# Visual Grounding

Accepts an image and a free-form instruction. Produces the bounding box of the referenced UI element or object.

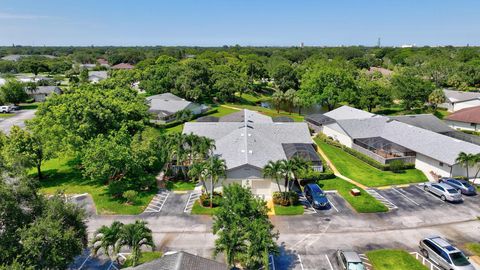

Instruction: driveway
[0,110,36,133]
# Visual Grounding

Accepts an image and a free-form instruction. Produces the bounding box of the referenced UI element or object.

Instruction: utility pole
[377,37,381,47]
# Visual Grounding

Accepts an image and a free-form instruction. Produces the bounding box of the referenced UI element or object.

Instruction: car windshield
[447,189,458,194]
[462,182,472,188]
[348,262,366,270]
[450,252,471,266]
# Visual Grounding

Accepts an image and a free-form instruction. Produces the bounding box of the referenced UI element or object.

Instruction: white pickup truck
[0,105,12,113]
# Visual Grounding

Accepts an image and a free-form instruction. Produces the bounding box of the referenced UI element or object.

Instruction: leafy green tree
[300,65,357,111]
[91,221,124,259]
[213,183,278,269]
[2,126,52,179]
[116,220,155,267]
[428,89,446,110]
[356,77,392,112]
[272,90,284,113]
[79,68,89,83]
[211,64,248,101]
[391,72,435,110]
[283,88,297,113]
[188,161,208,191]
[270,62,298,91]
[0,80,28,105]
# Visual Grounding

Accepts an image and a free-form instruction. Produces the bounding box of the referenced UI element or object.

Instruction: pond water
[260,101,328,115]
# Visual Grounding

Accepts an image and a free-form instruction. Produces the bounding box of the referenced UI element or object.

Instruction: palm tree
[90,221,124,260]
[279,159,296,193]
[188,161,208,192]
[263,160,283,192]
[204,155,227,208]
[472,153,480,179]
[289,156,310,190]
[272,90,284,113]
[428,89,446,110]
[116,220,155,267]
[455,152,476,179]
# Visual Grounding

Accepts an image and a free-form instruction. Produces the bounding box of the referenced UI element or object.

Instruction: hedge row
[298,169,336,181]
[317,135,415,171]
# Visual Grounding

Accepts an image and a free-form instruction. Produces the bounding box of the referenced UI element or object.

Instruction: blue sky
[1,0,479,46]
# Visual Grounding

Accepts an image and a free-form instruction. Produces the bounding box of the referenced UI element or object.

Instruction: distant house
[439,89,480,112]
[111,63,134,70]
[1,54,56,61]
[184,109,322,198]
[88,71,108,83]
[97,58,110,67]
[147,93,208,123]
[27,86,62,102]
[79,63,97,70]
[445,106,480,132]
[312,105,480,180]
[123,251,227,270]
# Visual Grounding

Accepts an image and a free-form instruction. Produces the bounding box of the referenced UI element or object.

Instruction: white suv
[0,105,12,113]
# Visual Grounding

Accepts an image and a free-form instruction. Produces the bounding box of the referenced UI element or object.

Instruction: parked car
[304,183,329,209]
[335,250,366,270]
[419,236,475,270]
[0,105,12,113]
[439,178,477,196]
[423,183,463,202]
[8,104,19,111]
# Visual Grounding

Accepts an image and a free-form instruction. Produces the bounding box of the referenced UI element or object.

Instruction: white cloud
[0,12,52,20]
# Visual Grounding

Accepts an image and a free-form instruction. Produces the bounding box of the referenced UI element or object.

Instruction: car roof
[426,236,460,253]
[435,183,456,189]
[342,251,362,262]
[306,183,323,192]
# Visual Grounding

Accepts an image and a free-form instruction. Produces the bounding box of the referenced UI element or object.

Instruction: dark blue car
[304,183,329,209]
[439,178,477,196]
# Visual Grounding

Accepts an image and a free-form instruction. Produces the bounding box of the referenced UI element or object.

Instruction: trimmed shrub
[200,192,223,207]
[298,169,336,181]
[388,160,405,173]
[273,191,299,206]
[122,190,138,203]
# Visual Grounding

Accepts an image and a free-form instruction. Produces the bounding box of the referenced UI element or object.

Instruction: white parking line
[325,254,334,270]
[366,189,398,210]
[327,195,339,212]
[301,196,318,214]
[184,192,201,213]
[392,188,420,206]
[297,254,305,270]
[414,185,446,203]
[78,254,90,270]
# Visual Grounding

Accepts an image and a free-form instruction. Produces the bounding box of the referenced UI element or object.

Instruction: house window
[471,123,476,127]
[439,162,444,167]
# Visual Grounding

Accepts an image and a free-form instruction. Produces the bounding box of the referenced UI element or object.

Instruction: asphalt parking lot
[0,109,36,133]
[274,249,372,270]
[301,191,355,217]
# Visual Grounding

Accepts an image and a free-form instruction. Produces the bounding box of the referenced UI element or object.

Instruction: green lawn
[191,200,219,215]
[465,243,480,256]
[315,139,427,187]
[19,102,40,110]
[274,205,305,215]
[366,250,428,270]
[123,251,163,267]
[166,180,196,191]
[225,103,304,122]
[235,92,271,104]
[318,178,388,213]
[0,113,15,118]
[373,106,450,119]
[37,157,156,215]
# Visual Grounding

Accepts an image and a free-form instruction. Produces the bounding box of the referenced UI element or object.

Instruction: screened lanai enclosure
[282,143,323,171]
[352,137,416,164]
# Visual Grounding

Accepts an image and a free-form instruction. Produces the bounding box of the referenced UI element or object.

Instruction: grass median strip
[315,138,427,187]
[274,205,305,215]
[190,200,219,215]
[319,178,388,213]
[366,249,428,270]
[123,251,163,267]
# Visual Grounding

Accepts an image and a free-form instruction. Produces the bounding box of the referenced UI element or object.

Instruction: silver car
[419,236,476,270]
[335,250,366,270]
[423,183,463,202]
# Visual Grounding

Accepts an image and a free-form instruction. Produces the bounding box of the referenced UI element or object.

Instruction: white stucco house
[310,106,480,181]
[183,109,322,198]
[146,93,208,123]
[88,71,108,83]
[439,89,480,112]
[445,106,480,132]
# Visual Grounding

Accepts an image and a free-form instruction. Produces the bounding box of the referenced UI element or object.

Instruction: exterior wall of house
[185,103,204,115]
[322,125,353,147]
[307,122,323,133]
[438,102,453,112]
[445,120,479,132]
[453,99,480,112]
[29,93,48,102]
[414,153,451,180]
[451,163,480,179]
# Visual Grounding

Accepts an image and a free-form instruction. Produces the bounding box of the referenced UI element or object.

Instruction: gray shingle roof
[305,114,335,126]
[443,89,480,103]
[388,114,453,133]
[146,93,193,114]
[324,105,376,120]
[88,71,108,81]
[123,251,227,270]
[30,86,62,95]
[183,110,313,170]
[327,106,480,165]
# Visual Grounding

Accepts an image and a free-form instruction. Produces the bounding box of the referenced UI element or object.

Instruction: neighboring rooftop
[366,67,393,76]
[88,71,108,81]
[443,89,480,103]
[326,106,480,165]
[147,93,193,116]
[1,54,56,61]
[111,63,134,69]
[389,114,453,133]
[123,251,227,270]
[445,106,480,124]
[30,86,62,95]
[305,113,335,126]
[324,105,376,120]
[183,110,314,170]
[272,116,294,122]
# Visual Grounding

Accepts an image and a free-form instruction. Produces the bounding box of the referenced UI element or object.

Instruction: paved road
[81,185,480,269]
[0,110,36,133]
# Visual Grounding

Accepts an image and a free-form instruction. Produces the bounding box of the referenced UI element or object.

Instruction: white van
[0,106,12,113]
